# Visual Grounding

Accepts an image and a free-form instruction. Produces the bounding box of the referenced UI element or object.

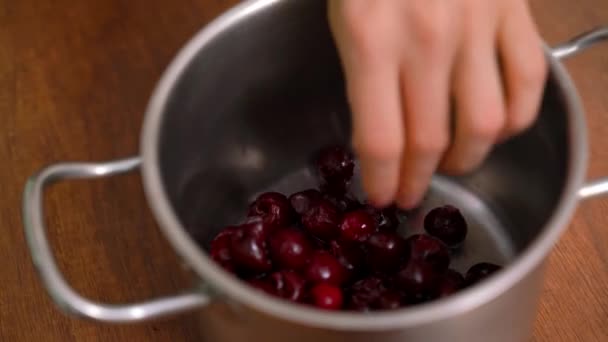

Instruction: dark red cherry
[229,222,272,274]
[465,262,502,286]
[323,192,362,212]
[436,269,465,297]
[319,181,350,198]
[364,204,401,231]
[210,226,238,271]
[366,231,407,273]
[310,283,343,310]
[404,292,436,305]
[424,205,468,247]
[302,199,341,241]
[376,290,403,310]
[348,277,387,311]
[248,192,293,229]
[329,240,366,279]
[289,189,322,216]
[310,235,330,250]
[315,146,355,193]
[340,210,377,242]
[406,234,450,272]
[270,270,307,302]
[240,215,271,234]
[269,227,313,271]
[396,259,441,296]
[248,278,276,295]
[305,251,347,286]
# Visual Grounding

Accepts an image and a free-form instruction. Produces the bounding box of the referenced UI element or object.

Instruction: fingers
[348,63,404,207]
[497,1,548,140]
[329,1,404,207]
[440,6,506,174]
[396,18,454,208]
[328,0,547,210]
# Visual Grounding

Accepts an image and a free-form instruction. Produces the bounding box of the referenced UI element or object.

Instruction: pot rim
[140,0,588,330]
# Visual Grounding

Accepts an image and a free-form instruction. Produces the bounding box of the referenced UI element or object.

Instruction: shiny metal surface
[21,0,608,340]
[193,260,546,342]
[21,157,209,322]
[139,0,607,339]
[550,27,608,200]
[579,178,608,200]
[552,26,608,59]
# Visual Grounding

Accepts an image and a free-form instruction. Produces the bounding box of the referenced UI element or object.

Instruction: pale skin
[328,0,548,209]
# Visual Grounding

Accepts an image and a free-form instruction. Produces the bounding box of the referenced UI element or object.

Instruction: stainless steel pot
[22,1,608,341]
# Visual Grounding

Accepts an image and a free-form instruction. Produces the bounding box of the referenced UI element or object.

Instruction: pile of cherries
[209,145,502,311]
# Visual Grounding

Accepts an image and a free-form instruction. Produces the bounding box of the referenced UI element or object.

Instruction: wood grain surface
[1,0,607,341]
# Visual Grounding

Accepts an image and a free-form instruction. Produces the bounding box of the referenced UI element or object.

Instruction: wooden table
[1,0,607,341]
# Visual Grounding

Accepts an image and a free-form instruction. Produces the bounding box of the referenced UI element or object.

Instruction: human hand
[328,0,547,209]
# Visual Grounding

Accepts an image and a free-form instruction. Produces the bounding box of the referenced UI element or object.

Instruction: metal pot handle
[552,27,608,59]
[22,157,209,323]
[551,27,608,200]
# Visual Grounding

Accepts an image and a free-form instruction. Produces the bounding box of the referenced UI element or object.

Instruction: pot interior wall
[156,0,569,261]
